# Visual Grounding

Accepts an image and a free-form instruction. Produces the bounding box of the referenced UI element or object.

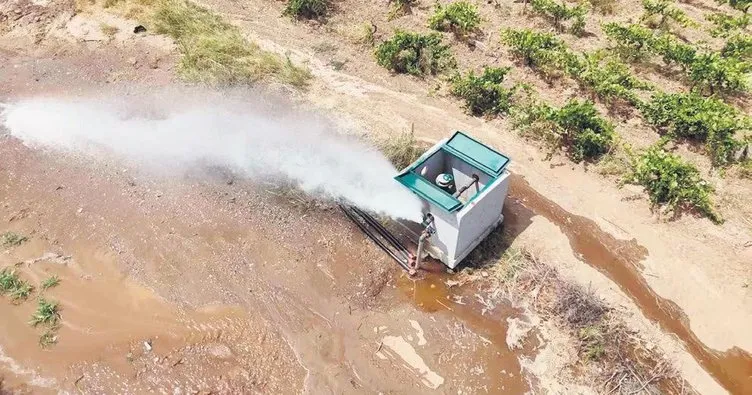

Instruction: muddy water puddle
[505,174,752,394]
[395,273,533,394]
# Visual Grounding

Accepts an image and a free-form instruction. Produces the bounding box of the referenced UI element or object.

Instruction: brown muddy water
[504,174,752,395]
[396,273,534,394]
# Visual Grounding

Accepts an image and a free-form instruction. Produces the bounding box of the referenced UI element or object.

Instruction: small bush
[376,129,426,170]
[428,1,482,37]
[640,92,750,166]
[722,34,752,60]
[514,99,616,162]
[625,142,721,223]
[283,0,329,19]
[530,0,589,35]
[687,52,750,94]
[640,0,695,30]
[450,67,516,116]
[153,0,311,87]
[500,28,574,78]
[571,52,653,105]
[602,22,657,60]
[1,232,28,248]
[652,34,697,69]
[706,12,750,38]
[375,31,455,76]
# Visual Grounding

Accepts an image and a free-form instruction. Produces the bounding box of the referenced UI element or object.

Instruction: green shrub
[514,99,616,162]
[625,142,721,223]
[530,0,589,35]
[153,0,311,87]
[640,0,695,29]
[500,28,574,77]
[640,92,750,166]
[450,67,516,116]
[571,52,652,105]
[687,52,750,94]
[652,34,697,69]
[428,1,482,37]
[30,298,60,327]
[602,23,656,60]
[375,31,455,76]
[706,12,750,38]
[715,0,751,12]
[283,0,329,19]
[722,34,752,60]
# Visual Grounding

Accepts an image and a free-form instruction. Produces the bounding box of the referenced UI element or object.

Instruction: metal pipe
[413,215,434,271]
[453,174,480,199]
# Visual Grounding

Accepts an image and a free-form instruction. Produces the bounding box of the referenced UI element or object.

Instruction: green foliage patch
[625,142,722,223]
[640,92,750,166]
[570,52,653,105]
[706,12,750,38]
[530,0,589,35]
[640,0,695,30]
[450,67,517,116]
[375,31,455,76]
[500,29,574,78]
[514,99,616,162]
[0,268,34,302]
[428,1,482,37]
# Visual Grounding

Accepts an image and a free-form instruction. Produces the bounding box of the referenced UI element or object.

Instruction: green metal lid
[396,173,462,212]
[444,131,510,177]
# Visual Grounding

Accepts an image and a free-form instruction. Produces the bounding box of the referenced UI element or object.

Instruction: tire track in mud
[505,174,752,395]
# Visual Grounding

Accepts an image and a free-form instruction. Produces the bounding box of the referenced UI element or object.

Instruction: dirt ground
[1,0,751,394]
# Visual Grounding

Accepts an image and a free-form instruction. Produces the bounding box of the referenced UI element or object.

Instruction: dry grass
[458,238,687,394]
[151,0,311,88]
[375,125,428,171]
[100,23,119,39]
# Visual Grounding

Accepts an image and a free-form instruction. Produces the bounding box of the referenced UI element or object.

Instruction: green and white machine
[394,131,511,269]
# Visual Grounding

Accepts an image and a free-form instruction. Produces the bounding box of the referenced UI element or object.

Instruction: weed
[500,28,574,78]
[39,331,57,348]
[100,23,119,39]
[104,0,122,7]
[640,0,696,30]
[152,0,311,87]
[530,0,589,35]
[30,298,60,327]
[1,232,28,248]
[588,0,616,14]
[596,150,631,176]
[41,276,61,290]
[578,325,606,361]
[554,282,607,327]
[625,141,722,223]
[0,268,34,302]
[706,12,750,38]
[376,127,426,170]
[739,158,752,179]
[514,99,616,162]
[450,67,516,117]
[640,92,750,166]
[428,1,482,38]
[283,0,329,20]
[374,31,455,76]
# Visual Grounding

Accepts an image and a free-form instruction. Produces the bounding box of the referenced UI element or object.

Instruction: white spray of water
[0,97,423,221]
